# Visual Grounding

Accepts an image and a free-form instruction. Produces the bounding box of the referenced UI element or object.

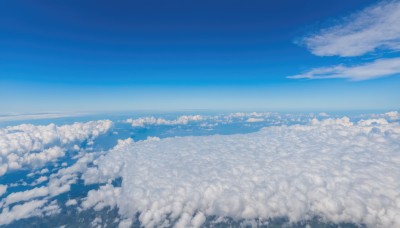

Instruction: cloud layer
[302,1,400,57]
[83,116,400,227]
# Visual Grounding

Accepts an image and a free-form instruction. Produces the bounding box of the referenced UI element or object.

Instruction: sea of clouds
[0,111,399,227]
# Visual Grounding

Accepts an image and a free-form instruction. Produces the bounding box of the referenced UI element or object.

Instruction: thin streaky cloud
[288,57,400,81]
[302,0,400,57]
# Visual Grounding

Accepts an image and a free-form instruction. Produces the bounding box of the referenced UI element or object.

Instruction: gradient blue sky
[0,0,399,113]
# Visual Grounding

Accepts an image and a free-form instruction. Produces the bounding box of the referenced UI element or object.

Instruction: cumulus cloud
[0,151,98,225]
[3,186,49,206]
[0,185,7,197]
[302,0,400,57]
[0,120,112,176]
[384,111,400,120]
[83,117,400,227]
[65,199,77,207]
[288,57,400,81]
[0,200,47,225]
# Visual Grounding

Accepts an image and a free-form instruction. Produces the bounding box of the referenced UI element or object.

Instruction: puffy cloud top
[83,117,400,227]
[0,120,112,176]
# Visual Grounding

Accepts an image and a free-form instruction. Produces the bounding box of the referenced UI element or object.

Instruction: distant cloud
[288,57,400,81]
[246,117,264,122]
[124,112,298,128]
[302,1,400,57]
[0,113,84,122]
[125,115,203,127]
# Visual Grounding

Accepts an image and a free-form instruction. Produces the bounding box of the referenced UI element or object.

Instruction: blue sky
[0,0,399,113]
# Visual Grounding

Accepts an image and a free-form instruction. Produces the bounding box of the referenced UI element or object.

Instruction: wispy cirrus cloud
[302,0,400,57]
[290,1,400,81]
[288,57,400,81]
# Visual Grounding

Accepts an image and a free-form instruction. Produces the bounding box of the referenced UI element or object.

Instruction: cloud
[124,112,296,128]
[0,120,112,176]
[125,115,203,127]
[384,111,400,120]
[4,186,49,206]
[288,57,400,81]
[83,117,400,227]
[302,0,400,57]
[246,117,264,123]
[65,199,77,207]
[0,151,98,225]
[0,200,47,225]
[0,113,84,122]
[0,185,7,197]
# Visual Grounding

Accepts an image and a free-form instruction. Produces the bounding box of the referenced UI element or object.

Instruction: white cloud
[0,200,47,225]
[125,112,284,127]
[32,176,48,186]
[0,199,60,225]
[41,200,60,216]
[384,111,400,120]
[0,185,7,197]
[3,186,49,206]
[83,117,400,227]
[358,118,389,126]
[302,1,400,57]
[288,57,400,81]
[0,152,98,225]
[81,184,122,211]
[0,113,83,122]
[65,199,77,207]
[125,115,203,127]
[0,120,112,176]
[246,118,264,123]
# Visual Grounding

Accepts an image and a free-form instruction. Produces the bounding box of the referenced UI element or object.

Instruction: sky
[0,0,399,113]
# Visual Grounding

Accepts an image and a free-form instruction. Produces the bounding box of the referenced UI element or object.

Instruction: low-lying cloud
[83,116,400,227]
[0,120,112,176]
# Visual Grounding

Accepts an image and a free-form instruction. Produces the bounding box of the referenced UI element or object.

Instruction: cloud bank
[83,116,400,227]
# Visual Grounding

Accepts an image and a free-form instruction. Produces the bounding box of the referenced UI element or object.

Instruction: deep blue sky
[1,0,398,113]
